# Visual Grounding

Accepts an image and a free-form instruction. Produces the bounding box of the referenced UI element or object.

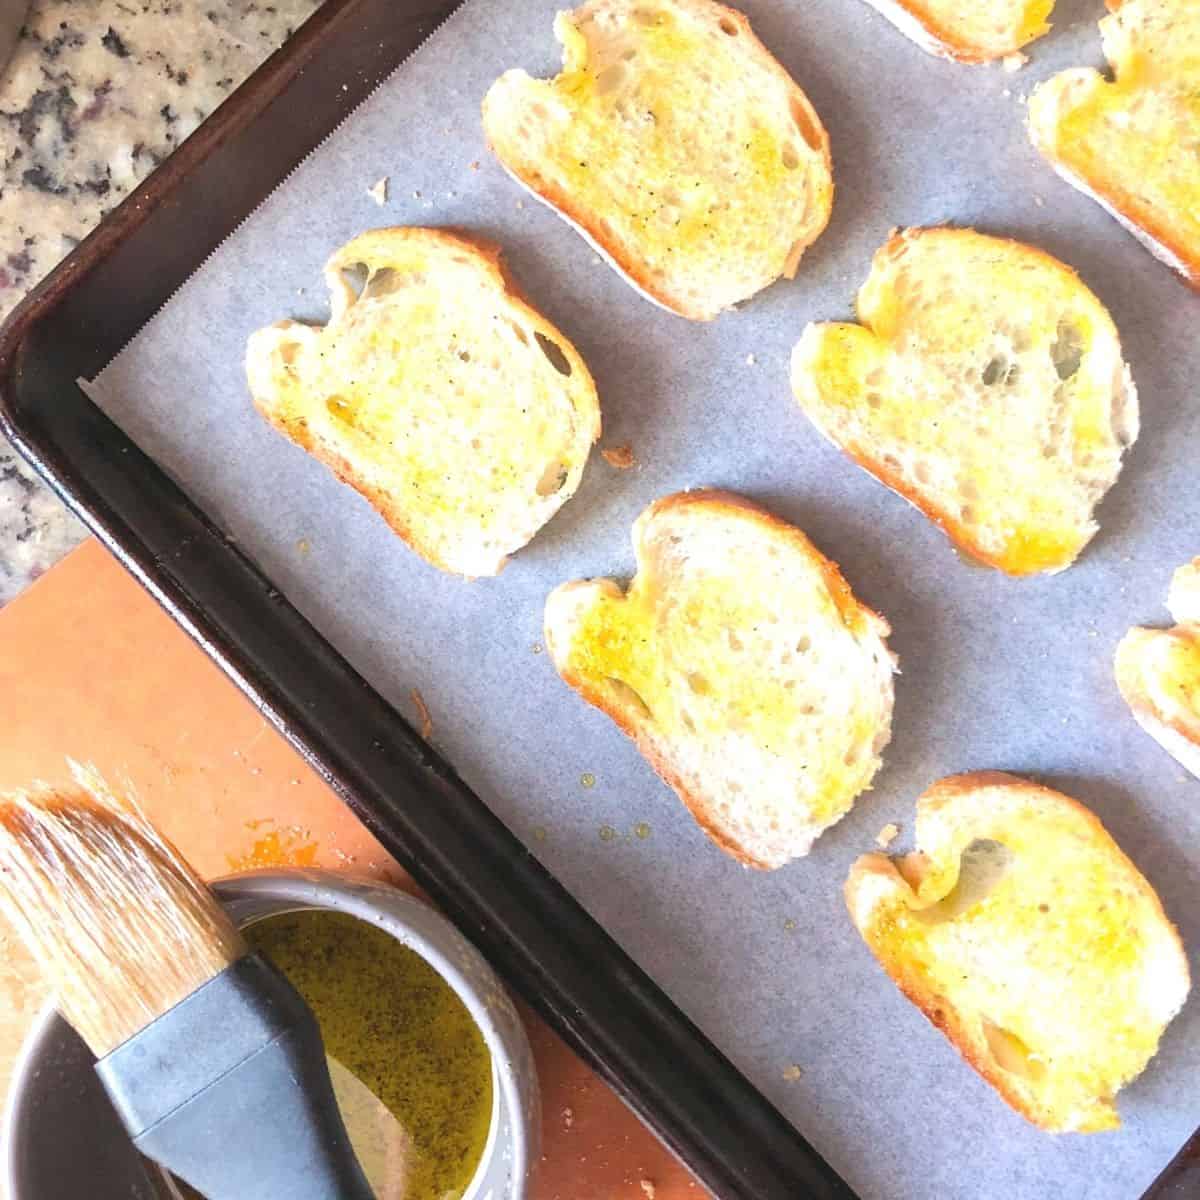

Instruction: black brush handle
[95,954,374,1200]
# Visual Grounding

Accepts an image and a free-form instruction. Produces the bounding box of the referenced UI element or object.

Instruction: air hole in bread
[718,16,739,35]
[959,478,979,501]
[686,672,711,695]
[506,318,530,346]
[339,261,369,299]
[727,630,744,652]
[622,47,638,60]
[361,267,403,301]
[961,504,977,525]
[915,838,1013,924]
[536,462,570,495]
[982,1019,1046,1083]
[633,7,660,25]
[981,356,1008,387]
[914,462,932,485]
[606,677,652,718]
[781,143,801,171]
[278,340,301,367]
[535,332,573,376]
[457,349,471,363]
[788,96,822,152]
[866,392,882,409]
[796,636,811,653]
[1051,320,1085,381]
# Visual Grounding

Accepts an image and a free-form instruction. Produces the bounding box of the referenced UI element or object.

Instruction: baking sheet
[87,1,1200,1196]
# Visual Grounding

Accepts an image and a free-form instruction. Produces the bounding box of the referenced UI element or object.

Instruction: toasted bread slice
[481,0,833,321]
[861,0,1053,63]
[1116,558,1200,777]
[1029,0,1200,288]
[790,228,1138,576]
[846,772,1189,1132]
[246,228,600,577]
[544,491,896,868]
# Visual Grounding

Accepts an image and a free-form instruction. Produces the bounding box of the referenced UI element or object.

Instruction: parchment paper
[87,1,1200,1196]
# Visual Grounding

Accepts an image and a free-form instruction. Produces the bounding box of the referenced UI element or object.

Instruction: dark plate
[0,2,1193,1197]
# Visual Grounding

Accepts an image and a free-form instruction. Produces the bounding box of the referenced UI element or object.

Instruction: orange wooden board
[0,538,705,1200]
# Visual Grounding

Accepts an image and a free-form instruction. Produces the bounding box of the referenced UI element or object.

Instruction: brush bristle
[0,766,245,1058]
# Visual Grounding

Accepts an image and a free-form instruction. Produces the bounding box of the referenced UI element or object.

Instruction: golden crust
[863,0,1052,63]
[483,0,834,322]
[846,771,1189,1132]
[547,489,892,869]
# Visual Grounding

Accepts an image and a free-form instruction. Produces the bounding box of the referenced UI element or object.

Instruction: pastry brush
[0,767,374,1200]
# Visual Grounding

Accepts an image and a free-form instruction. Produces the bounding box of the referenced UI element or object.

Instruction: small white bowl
[3,869,539,1200]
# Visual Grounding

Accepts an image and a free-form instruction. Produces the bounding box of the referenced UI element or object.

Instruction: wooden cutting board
[0,538,703,1200]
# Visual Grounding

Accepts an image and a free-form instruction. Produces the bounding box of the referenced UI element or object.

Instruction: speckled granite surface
[0,0,320,604]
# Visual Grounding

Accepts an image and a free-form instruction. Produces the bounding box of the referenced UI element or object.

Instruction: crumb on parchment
[782,1064,803,1082]
[601,443,636,470]
[410,688,433,741]
[1001,51,1028,73]
[640,1180,657,1198]
[367,177,388,206]
[876,822,900,848]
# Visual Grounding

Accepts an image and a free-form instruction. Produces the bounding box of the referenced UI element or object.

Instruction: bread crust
[482,0,834,321]
[846,771,1190,1132]
[861,0,1051,63]
[546,489,894,869]
[247,227,600,577]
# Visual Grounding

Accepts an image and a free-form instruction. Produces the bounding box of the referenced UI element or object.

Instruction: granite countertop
[0,0,320,605]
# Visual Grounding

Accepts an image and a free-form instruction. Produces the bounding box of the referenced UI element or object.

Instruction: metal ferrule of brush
[94,953,375,1200]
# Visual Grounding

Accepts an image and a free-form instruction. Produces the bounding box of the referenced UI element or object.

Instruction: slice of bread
[861,0,1053,63]
[846,772,1190,1132]
[481,0,833,321]
[790,227,1139,576]
[246,228,600,577]
[1116,558,1200,778]
[544,491,896,868]
[1029,0,1200,288]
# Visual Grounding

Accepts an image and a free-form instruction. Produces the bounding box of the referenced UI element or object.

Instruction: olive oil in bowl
[246,909,494,1200]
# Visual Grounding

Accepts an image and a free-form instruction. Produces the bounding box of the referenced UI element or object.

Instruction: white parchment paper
[88,1,1200,1196]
